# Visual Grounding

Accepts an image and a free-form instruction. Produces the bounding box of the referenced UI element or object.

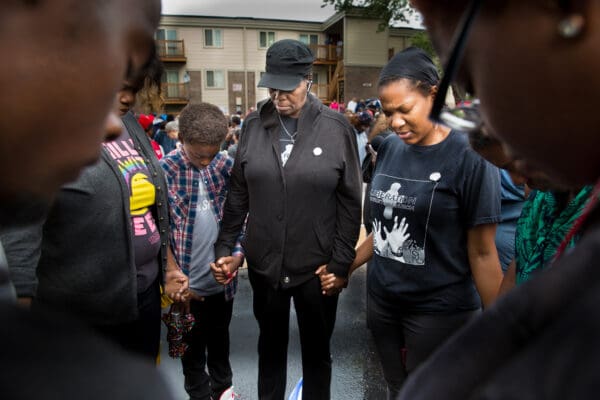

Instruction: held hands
[210,255,243,285]
[316,265,348,296]
[165,268,189,303]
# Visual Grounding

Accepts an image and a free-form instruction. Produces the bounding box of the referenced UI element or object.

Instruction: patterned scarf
[515,186,593,284]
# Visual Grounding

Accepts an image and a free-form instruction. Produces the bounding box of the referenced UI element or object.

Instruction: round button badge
[313,147,323,156]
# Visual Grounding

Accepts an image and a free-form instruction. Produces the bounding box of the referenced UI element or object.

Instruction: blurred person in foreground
[468,130,592,294]
[4,60,189,362]
[399,1,600,399]
[0,0,176,398]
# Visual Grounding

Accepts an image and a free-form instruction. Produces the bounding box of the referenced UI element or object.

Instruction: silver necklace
[277,113,298,143]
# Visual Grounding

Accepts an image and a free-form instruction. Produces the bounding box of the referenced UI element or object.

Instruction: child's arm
[164,247,189,302]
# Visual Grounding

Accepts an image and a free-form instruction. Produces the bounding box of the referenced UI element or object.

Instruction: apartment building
[157,8,421,115]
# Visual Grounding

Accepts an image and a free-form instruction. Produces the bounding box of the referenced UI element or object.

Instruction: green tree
[410,31,435,60]
[322,0,413,29]
[322,0,464,102]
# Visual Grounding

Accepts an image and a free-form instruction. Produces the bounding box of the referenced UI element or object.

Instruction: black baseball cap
[258,39,315,91]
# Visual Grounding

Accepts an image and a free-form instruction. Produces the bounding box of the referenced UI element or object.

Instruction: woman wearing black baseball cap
[213,39,362,400]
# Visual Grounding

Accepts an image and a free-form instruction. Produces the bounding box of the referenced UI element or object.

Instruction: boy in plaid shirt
[161,103,244,400]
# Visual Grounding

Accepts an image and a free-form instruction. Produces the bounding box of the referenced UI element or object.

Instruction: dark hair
[382,79,436,98]
[378,47,439,97]
[468,129,502,153]
[178,103,228,146]
[130,49,165,113]
[231,115,241,126]
[127,47,163,94]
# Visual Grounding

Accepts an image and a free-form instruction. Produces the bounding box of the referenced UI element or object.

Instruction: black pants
[94,279,161,363]
[367,290,479,400]
[182,292,234,400]
[249,270,339,400]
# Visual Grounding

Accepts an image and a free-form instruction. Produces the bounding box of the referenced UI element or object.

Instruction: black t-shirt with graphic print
[368,131,501,313]
[103,129,160,293]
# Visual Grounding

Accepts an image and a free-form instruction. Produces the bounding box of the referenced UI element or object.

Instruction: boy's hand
[210,255,243,285]
[165,268,189,302]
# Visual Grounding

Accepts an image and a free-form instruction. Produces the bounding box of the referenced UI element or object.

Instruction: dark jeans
[249,270,339,400]
[367,290,479,400]
[182,292,234,400]
[94,279,161,363]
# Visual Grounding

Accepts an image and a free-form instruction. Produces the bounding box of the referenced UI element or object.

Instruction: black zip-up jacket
[215,94,362,289]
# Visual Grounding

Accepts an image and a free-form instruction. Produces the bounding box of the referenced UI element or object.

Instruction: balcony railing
[161,82,190,103]
[310,83,330,101]
[308,44,343,63]
[156,40,186,62]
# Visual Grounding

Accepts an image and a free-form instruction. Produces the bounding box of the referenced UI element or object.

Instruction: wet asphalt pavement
[158,265,387,399]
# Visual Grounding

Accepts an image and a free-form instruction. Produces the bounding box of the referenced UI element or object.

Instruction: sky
[161,0,338,22]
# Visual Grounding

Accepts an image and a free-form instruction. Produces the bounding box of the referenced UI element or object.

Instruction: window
[259,31,275,48]
[206,70,225,89]
[299,34,319,45]
[155,29,179,56]
[163,70,180,98]
[155,29,177,41]
[204,29,223,48]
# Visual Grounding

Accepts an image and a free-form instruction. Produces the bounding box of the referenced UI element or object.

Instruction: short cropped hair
[165,121,178,133]
[178,103,228,146]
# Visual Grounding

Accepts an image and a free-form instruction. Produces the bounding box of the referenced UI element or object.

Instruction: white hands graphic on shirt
[373,217,411,260]
[385,216,410,255]
[373,219,386,253]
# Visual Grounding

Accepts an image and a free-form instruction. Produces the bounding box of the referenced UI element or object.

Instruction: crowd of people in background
[4,2,600,399]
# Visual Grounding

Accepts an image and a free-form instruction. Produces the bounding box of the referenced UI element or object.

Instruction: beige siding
[388,36,411,56]
[175,27,323,108]
[201,86,230,114]
[180,27,322,80]
[157,15,422,112]
[344,19,388,67]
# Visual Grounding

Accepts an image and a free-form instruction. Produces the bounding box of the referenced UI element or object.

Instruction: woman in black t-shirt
[321,47,503,398]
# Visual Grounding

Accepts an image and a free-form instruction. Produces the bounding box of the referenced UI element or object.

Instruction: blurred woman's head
[411,0,600,185]
[377,47,447,146]
[117,52,164,116]
[470,129,576,192]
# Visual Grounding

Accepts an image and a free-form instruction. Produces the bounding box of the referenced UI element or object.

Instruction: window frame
[205,69,225,89]
[299,33,319,45]
[259,31,276,49]
[204,28,223,48]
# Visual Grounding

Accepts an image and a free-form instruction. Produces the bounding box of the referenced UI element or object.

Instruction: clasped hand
[316,265,347,296]
[165,268,189,303]
[210,255,243,285]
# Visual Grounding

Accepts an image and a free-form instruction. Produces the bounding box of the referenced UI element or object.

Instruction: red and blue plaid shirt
[160,149,244,300]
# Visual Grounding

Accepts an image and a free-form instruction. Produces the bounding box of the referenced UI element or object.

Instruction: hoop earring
[558,13,585,38]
